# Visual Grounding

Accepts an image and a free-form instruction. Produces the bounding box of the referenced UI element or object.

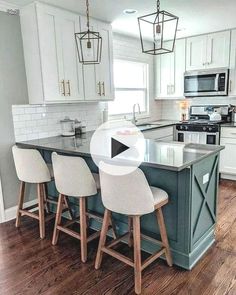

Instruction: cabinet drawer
[221,127,236,138]
[143,126,173,140]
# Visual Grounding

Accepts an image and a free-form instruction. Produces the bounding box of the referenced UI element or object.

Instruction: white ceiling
[7,0,236,39]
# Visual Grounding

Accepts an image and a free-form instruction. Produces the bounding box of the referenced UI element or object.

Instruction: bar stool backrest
[52,152,97,197]
[99,162,155,216]
[12,145,51,184]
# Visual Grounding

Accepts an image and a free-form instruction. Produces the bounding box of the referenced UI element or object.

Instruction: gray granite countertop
[137,120,178,132]
[16,132,224,172]
[221,122,236,128]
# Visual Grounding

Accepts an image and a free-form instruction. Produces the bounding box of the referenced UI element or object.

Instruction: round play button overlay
[90,120,145,176]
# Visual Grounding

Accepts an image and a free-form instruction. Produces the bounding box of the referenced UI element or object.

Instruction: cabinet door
[37,5,64,101]
[155,39,185,99]
[206,31,230,69]
[186,35,207,71]
[60,14,84,101]
[155,51,172,98]
[97,22,114,100]
[229,29,236,95]
[173,39,186,97]
[220,137,236,175]
[80,17,101,101]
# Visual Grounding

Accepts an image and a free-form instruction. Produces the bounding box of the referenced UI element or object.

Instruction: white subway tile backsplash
[12,102,104,142]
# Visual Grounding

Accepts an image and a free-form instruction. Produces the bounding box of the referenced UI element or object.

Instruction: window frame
[109,58,150,119]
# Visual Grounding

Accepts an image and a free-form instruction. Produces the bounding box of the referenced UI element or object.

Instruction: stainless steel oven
[176,127,220,145]
[184,68,229,97]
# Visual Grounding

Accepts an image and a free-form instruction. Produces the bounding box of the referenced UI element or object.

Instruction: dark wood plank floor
[0,179,236,295]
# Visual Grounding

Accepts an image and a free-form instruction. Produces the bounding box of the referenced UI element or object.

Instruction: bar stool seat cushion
[150,186,168,205]
[12,145,51,184]
[92,173,100,189]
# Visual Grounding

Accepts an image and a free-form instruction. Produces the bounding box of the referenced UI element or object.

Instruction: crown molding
[0,0,19,13]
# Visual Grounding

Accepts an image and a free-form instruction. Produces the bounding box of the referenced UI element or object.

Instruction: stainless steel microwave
[184,68,229,97]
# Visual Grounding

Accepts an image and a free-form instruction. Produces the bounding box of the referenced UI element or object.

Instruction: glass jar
[60,117,75,137]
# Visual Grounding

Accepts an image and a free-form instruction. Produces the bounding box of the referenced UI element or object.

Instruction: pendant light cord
[86,0,90,30]
[157,0,160,12]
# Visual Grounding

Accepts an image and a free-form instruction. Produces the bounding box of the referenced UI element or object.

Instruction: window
[109,59,149,116]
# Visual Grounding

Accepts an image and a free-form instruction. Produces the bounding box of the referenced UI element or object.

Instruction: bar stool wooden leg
[156,208,173,267]
[15,181,26,228]
[80,197,87,263]
[128,216,133,247]
[95,209,111,269]
[64,196,73,220]
[133,216,142,295]
[52,194,64,245]
[43,183,50,214]
[38,184,45,239]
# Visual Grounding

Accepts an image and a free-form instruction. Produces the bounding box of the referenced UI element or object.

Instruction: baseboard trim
[3,199,38,223]
[221,174,236,181]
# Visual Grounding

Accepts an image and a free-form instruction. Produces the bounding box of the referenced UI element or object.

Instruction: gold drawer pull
[66,80,71,96]
[98,82,102,96]
[102,82,105,96]
[61,80,65,96]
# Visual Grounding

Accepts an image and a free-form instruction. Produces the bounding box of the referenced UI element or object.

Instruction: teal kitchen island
[16,133,224,270]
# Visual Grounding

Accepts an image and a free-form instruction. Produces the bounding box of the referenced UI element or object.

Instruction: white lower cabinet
[220,127,236,178]
[20,2,114,104]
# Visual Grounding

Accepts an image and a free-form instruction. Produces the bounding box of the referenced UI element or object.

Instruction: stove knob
[185,126,188,131]
[180,126,183,130]
[203,127,207,131]
[209,127,212,131]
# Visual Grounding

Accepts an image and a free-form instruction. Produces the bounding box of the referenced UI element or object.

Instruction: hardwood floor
[0,179,235,295]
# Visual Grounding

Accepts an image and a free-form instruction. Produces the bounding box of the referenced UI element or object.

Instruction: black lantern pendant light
[75,0,102,65]
[138,0,179,55]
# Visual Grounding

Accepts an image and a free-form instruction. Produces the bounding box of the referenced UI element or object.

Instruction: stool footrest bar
[102,246,134,267]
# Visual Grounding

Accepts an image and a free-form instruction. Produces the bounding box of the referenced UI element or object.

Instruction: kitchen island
[16,133,224,270]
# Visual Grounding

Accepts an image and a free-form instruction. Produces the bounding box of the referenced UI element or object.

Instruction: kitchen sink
[136,123,162,127]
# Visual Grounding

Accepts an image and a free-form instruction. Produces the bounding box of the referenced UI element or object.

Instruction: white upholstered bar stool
[95,162,173,295]
[51,152,115,263]
[12,145,57,239]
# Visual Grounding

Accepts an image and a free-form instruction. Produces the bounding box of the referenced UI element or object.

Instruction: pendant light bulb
[154,23,162,46]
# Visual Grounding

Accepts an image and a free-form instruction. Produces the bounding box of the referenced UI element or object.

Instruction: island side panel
[189,153,220,269]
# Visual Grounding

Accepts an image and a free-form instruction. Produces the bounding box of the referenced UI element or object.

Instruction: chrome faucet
[132,103,141,125]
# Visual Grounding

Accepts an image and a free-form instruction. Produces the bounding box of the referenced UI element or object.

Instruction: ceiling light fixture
[138,0,179,55]
[123,9,138,15]
[75,0,102,65]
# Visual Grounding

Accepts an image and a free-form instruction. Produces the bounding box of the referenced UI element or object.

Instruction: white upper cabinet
[229,29,236,95]
[20,2,114,104]
[97,21,114,100]
[81,18,114,101]
[155,39,186,99]
[186,35,207,71]
[186,31,230,71]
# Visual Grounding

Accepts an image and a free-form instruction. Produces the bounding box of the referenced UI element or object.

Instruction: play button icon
[111,137,129,158]
[90,120,145,176]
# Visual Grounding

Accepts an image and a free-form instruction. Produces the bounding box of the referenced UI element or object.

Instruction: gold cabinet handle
[61,80,65,96]
[66,80,71,96]
[102,82,105,96]
[97,82,102,96]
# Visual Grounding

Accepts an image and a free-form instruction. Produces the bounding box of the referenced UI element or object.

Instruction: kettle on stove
[208,111,222,121]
